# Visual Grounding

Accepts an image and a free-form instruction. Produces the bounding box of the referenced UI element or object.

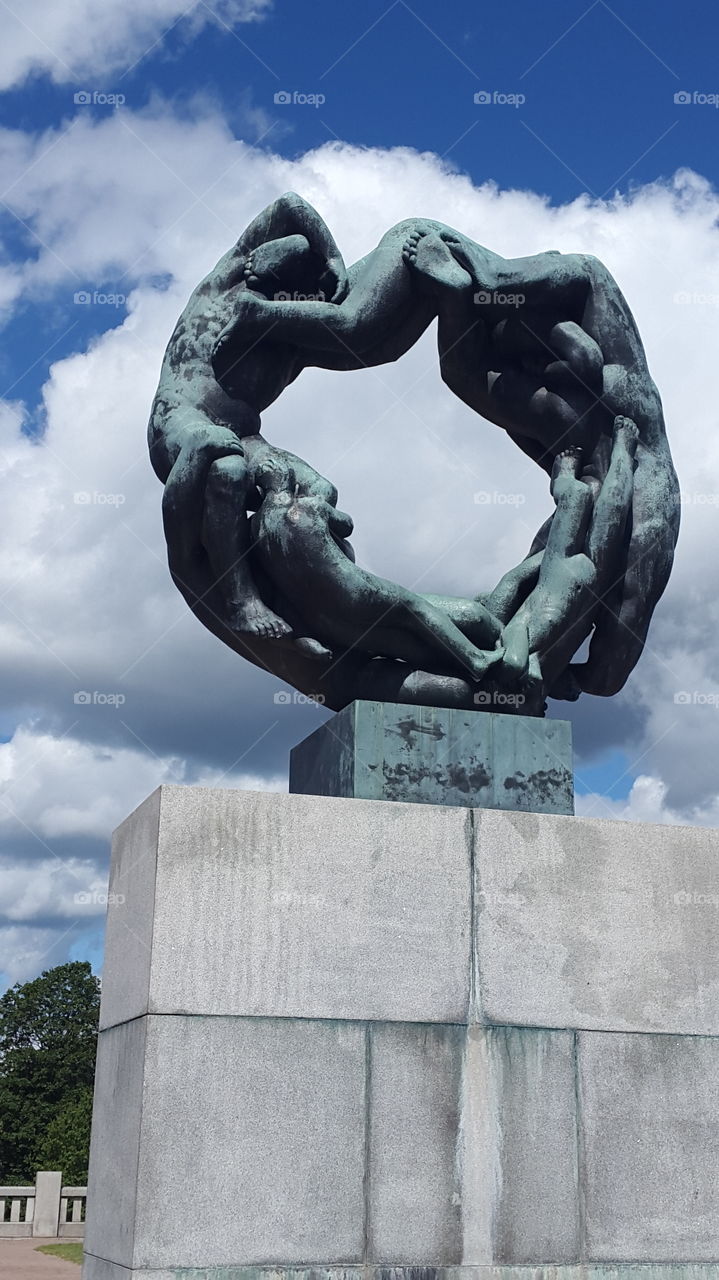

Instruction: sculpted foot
[243,249,261,292]
[242,235,313,299]
[402,229,425,268]
[552,445,583,481]
[403,230,473,293]
[439,231,477,276]
[228,599,292,640]
[613,414,639,456]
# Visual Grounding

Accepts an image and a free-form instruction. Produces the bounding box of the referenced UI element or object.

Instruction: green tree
[0,961,100,1181]
[35,1089,94,1184]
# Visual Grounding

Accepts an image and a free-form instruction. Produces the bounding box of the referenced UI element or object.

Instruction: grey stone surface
[460,1027,580,1265]
[86,1016,366,1271]
[120,1015,365,1269]
[83,1264,366,1280]
[367,1024,578,1267]
[81,1265,719,1280]
[578,1030,719,1261]
[100,786,471,1031]
[101,786,719,1039]
[100,789,160,1031]
[368,1022,464,1264]
[32,1171,62,1238]
[87,786,719,1278]
[84,1019,146,1268]
[290,703,574,815]
[473,807,719,1035]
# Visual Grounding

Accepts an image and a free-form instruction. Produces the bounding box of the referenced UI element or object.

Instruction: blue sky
[1,0,718,986]
[3,0,719,412]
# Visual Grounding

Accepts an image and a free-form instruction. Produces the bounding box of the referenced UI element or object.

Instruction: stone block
[473,807,719,1035]
[289,702,574,815]
[100,786,471,1031]
[365,1022,578,1267]
[84,1019,146,1267]
[85,784,719,1280]
[81,1266,719,1280]
[368,1022,464,1264]
[85,1015,366,1270]
[32,1171,62,1238]
[102,789,160,1029]
[578,1030,719,1261]
[460,1026,580,1264]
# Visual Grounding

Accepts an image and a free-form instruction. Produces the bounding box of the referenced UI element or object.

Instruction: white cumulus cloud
[0,0,272,91]
[1,104,719,983]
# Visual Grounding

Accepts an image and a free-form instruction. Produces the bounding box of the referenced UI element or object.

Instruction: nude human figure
[149,194,439,645]
[252,488,509,684]
[500,416,640,694]
[162,417,524,686]
[163,431,359,661]
[215,214,678,699]
[402,230,678,699]
[149,193,355,642]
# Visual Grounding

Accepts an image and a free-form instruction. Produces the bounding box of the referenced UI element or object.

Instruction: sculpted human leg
[202,455,292,640]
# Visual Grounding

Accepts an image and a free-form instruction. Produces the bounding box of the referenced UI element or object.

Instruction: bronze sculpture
[149,193,679,715]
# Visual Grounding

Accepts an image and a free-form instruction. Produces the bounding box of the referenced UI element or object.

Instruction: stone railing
[0,1172,86,1238]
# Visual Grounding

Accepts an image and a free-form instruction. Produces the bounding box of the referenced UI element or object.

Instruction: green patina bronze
[148,193,679,715]
[289,701,574,815]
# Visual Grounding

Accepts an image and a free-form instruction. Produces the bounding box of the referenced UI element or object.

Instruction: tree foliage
[0,961,100,1181]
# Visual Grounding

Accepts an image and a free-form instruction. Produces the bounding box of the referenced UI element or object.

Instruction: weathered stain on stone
[468,762,492,790]
[446,763,471,793]
[504,767,572,803]
[375,1271,441,1280]
[382,761,445,794]
[503,770,527,790]
[392,716,446,745]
